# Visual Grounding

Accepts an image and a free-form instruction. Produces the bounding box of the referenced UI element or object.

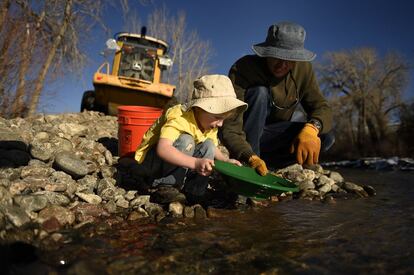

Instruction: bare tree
[317,48,409,156]
[0,0,113,118]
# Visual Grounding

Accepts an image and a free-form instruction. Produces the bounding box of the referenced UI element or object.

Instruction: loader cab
[113,33,171,83]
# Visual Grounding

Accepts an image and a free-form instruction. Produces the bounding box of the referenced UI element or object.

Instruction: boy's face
[194,108,232,131]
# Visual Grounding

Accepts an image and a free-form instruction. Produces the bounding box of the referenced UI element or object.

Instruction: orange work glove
[290,123,321,166]
[248,155,268,176]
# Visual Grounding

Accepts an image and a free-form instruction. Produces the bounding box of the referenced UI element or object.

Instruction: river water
[6,169,414,274]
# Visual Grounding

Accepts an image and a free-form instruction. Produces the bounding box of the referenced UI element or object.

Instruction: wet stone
[38,205,75,226]
[115,196,129,208]
[169,202,184,217]
[183,206,195,218]
[130,195,151,209]
[318,183,332,195]
[150,186,186,204]
[128,208,149,221]
[144,202,163,217]
[103,200,117,214]
[329,171,344,183]
[343,182,369,197]
[363,185,376,196]
[193,204,207,220]
[124,190,137,201]
[41,217,62,233]
[72,203,109,223]
[298,180,315,191]
[317,175,335,187]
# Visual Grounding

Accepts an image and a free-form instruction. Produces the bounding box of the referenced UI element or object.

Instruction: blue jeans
[137,134,215,196]
[244,86,335,167]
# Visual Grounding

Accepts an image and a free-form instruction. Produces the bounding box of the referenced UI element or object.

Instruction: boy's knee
[196,139,215,159]
[174,134,195,155]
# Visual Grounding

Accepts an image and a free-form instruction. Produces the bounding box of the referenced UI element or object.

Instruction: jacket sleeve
[219,63,256,162]
[300,63,333,134]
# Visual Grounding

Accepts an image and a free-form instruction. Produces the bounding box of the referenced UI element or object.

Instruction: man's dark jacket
[221,55,333,162]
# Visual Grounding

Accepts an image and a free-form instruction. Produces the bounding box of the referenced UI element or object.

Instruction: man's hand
[195,158,214,176]
[290,123,321,165]
[248,155,268,176]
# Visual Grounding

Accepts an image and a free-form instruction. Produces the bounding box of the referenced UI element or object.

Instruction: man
[220,21,334,175]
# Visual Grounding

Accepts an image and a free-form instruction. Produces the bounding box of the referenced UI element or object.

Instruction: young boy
[134,74,247,202]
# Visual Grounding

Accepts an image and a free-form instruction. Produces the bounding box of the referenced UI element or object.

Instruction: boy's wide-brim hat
[252,22,316,62]
[187,74,247,114]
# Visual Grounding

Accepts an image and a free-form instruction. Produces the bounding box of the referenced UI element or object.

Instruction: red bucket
[118,106,163,158]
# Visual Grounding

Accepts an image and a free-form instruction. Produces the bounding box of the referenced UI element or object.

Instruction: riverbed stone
[54,152,89,179]
[298,180,315,191]
[329,171,344,183]
[317,175,335,187]
[1,168,22,182]
[35,191,70,206]
[38,205,75,226]
[343,182,369,197]
[71,203,110,223]
[9,181,28,195]
[76,192,102,204]
[183,206,195,218]
[115,196,129,208]
[194,204,207,220]
[21,165,53,178]
[0,186,13,206]
[1,205,31,227]
[14,194,48,212]
[130,195,151,208]
[29,141,54,162]
[169,202,184,217]
[77,175,98,193]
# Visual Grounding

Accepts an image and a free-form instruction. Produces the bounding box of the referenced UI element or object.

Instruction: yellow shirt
[134,104,219,163]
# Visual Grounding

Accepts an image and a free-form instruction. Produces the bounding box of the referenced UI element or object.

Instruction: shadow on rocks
[97,137,118,157]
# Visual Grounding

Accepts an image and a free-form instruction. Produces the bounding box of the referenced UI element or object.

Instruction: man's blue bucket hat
[252,22,316,62]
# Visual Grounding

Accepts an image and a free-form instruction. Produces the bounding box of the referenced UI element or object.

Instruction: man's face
[266,57,296,78]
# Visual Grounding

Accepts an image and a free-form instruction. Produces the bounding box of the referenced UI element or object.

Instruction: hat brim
[189,97,247,114]
[252,43,316,62]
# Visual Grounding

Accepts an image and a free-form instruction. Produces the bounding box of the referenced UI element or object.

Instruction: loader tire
[80,90,96,112]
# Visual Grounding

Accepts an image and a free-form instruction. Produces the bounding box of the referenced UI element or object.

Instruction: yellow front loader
[81,31,175,115]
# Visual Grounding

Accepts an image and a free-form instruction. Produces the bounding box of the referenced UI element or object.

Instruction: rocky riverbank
[0,111,373,246]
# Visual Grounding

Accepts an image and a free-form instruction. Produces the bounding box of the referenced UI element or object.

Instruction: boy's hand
[195,158,214,176]
[226,158,242,166]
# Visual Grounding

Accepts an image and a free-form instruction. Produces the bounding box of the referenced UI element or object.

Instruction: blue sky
[43,0,414,113]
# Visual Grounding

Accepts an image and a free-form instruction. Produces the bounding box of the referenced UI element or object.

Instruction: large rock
[54,152,89,179]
